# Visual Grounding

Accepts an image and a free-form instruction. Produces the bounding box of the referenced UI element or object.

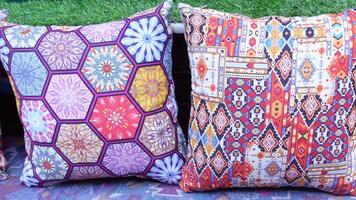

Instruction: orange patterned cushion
[178,3,355,195]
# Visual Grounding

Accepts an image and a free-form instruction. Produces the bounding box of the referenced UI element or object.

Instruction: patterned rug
[1,137,355,200]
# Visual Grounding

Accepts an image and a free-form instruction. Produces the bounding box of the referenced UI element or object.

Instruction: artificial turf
[0,0,355,26]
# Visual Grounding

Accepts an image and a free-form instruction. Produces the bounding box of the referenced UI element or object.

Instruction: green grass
[0,0,355,26]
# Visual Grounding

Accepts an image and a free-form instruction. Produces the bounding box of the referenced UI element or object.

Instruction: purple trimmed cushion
[0,0,187,186]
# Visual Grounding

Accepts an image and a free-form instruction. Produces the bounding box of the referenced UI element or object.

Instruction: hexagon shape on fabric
[32,145,69,181]
[70,166,109,180]
[38,31,86,70]
[120,16,167,64]
[129,65,168,112]
[79,21,125,43]
[90,95,141,141]
[45,74,93,120]
[21,100,57,143]
[11,52,48,96]
[102,142,151,176]
[55,123,104,164]
[4,25,47,48]
[139,111,176,156]
[81,45,133,93]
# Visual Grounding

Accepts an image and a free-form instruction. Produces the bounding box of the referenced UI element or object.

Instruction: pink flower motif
[90,95,141,141]
[45,74,93,120]
[80,21,125,43]
[38,31,86,70]
[21,100,57,143]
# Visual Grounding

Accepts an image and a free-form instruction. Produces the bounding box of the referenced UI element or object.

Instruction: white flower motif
[121,16,167,63]
[147,153,184,184]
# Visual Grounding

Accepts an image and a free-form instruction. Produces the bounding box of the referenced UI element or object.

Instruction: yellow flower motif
[130,65,168,112]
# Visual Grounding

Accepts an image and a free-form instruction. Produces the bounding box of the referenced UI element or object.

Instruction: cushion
[178,3,355,195]
[0,0,187,186]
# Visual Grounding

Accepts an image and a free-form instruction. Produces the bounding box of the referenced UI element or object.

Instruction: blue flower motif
[11,52,48,96]
[82,45,133,93]
[31,146,69,181]
[4,25,47,48]
[147,153,184,184]
[121,16,167,63]
[0,37,10,71]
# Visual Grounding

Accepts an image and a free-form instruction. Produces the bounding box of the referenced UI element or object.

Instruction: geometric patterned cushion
[0,0,186,187]
[178,3,355,195]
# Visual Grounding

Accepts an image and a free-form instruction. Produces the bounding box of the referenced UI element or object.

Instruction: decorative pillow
[0,0,187,186]
[179,3,355,195]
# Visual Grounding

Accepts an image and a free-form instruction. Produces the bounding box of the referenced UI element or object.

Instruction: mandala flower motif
[70,166,108,180]
[32,145,69,181]
[80,21,125,43]
[130,65,168,112]
[81,45,133,93]
[21,100,57,143]
[56,123,104,163]
[147,153,184,184]
[90,95,141,141]
[139,111,176,156]
[121,16,167,63]
[45,74,93,120]
[11,52,48,96]
[102,142,151,176]
[4,25,47,48]
[38,31,86,70]
[0,37,10,71]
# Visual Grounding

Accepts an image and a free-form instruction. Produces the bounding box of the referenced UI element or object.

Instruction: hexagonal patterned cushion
[178,3,355,195]
[0,0,187,186]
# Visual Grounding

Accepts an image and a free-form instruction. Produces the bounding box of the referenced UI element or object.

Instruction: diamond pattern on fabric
[0,0,185,187]
[179,3,356,195]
